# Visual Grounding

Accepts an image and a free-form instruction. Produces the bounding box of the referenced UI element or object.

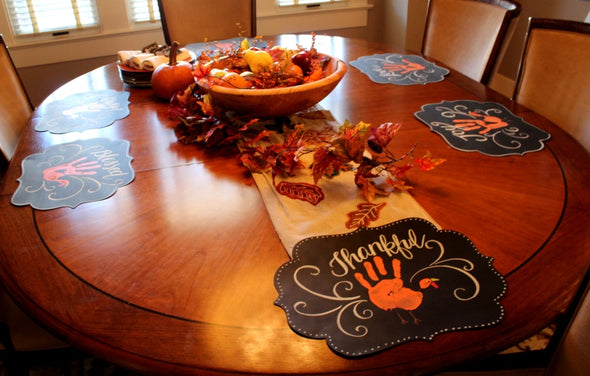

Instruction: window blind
[128,0,160,23]
[277,0,343,6]
[5,0,99,36]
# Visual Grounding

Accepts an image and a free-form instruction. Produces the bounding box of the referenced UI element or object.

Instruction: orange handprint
[355,256,438,324]
[452,111,508,134]
[43,157,101,187]
[383,59,425,74]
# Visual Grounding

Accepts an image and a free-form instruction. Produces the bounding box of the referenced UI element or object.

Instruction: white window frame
[0,0,372,68]
[257,0,371,36]
[4,0,101,40]
[127,0,160,24]
[0,0,164,68]
[277,0,344,7]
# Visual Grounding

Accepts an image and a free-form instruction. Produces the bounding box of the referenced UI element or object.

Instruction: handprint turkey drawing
[350,54,449,85]
[34,90,130,134]
[42,157,102,187]
[355,256,439,325]
[11,138,135,210]
[274,218,506,357]
[415,100,551,156]
[452,111,508,135]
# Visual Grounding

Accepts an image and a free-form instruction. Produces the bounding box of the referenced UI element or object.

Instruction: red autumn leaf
[240,152,266,173]
[275,181,325,206]
[300,125,336,147]
[197,96,215,116]
[312,147,347,183]
[345,202,387,229]
[244,129,274,146]
[334,120,370,163]
[355,174,377,202]
[283,124,306,149]
[274,150,302,177]
[369,122,402,148]
[386,163,413,179]
[204,123,227,145]
[385,177,413,191]
[415,151,446,171]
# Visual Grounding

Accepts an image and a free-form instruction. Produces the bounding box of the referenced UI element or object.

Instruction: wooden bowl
[201,54,347,118]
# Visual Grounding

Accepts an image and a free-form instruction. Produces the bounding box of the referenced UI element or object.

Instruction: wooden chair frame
[0,34,33,179]
[0,35,31,108]
[0,34,33,157]
[157,0,257,46]
[421,0,521,84]
[545,261,590,375]
[512,18,590,151]
[513,18,590,99]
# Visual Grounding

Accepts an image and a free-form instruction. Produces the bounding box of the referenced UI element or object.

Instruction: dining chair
[544,262,590,376]
[0,287,85,375]
[513,18,590,152]
[421,0,521,85]
[0,33,87,375]
[156,0,256,46]
[0,34,32,163]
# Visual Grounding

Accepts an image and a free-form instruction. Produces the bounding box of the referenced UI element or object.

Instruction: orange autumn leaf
[368,122,402,151]
[415,151,446,171]
[312,147,348,183]
[355,174,376,202]
[386,177,413,191]
[333,120,370,163]
[240,152,266,173]
[387,163,412,179]
[245,129,273,145]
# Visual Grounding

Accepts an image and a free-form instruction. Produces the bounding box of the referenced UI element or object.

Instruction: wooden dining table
[1,34,589,375]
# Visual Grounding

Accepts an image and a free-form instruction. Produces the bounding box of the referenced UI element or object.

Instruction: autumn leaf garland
[170,83,445,209]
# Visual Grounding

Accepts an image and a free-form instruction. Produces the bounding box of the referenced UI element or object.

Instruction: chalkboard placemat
[350,54,449,85]
[415,100,551,156]
[11,138,134,210]
[34,90,130,134]
[274,218,506,357]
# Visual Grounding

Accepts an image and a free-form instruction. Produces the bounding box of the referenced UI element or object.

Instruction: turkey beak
[430,278,439,288]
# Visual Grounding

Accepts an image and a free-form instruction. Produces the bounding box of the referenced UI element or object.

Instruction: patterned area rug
[500,324,556,354]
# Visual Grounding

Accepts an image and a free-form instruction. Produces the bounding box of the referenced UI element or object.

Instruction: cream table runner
[247,110,439,257]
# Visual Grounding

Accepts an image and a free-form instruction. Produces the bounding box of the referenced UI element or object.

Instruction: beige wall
[15,0,590,107]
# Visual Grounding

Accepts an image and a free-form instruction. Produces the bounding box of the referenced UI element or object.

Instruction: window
[277,0,343,6]
[258,0,369,36]
[5,0,99,36]
[128,0,160,24]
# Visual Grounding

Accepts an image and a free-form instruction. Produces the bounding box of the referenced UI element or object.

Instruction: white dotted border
[274,218,508,357]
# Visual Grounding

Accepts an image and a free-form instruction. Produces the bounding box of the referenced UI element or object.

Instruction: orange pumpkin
[151,41,195,100]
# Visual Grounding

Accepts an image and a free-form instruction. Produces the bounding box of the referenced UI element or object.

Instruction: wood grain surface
[1,35,589,375]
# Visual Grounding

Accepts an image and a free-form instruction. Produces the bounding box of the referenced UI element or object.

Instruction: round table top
[1,35,589,375]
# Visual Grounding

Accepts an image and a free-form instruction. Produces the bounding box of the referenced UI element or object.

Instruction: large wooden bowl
[201,54,347,118]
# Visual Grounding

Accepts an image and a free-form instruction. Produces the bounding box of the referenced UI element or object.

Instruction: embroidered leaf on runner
[345,202,387,229]
[276,181,325,206]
